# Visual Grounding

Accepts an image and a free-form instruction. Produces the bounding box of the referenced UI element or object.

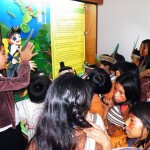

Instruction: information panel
[50,1,85,78]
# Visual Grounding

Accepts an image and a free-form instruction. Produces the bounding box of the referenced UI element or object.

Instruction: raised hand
[19,42,37,61]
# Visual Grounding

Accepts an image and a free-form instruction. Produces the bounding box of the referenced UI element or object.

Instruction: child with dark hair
[85,68,112,117]
[138,39,150,102]
[103,73,141,148]
[16,74,52,141]
[0,42,36,150]
[27,73,106,150]
[131,49,140,66]
[115,61,139,77]
[111,52,125,63]
[139,39,150,78]
[84,102,150,150]
[99,54,116,74]
[84,68,111,149]
[98,54,117,82]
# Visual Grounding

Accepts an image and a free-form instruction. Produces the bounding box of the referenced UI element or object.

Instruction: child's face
[125,113,148,140]
[0,45,8,70]
[140,43,149,57]
[131,56,140,66]
[114,83,126,103]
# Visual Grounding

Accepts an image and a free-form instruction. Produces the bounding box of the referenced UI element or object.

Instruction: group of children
[0,39,150,150]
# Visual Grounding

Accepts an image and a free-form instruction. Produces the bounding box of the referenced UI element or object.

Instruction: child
[98,54,117,81]
[0,42,36,150]
[131,49,140,66]
[85,102,150,150]
[85,68,112,117]
[16,74,52,141]
[139,39,150,78]
[27,73,105,150]
[103,73,141,148]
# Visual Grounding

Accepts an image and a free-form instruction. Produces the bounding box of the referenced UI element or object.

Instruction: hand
[84,122,112,150]
[102,97,114,111]
[19,42,37,61]
[140,69,150,78]
[29,60,37,71]
[101,97,114,120]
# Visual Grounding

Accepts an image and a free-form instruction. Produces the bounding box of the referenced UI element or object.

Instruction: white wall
[97,0,150,61]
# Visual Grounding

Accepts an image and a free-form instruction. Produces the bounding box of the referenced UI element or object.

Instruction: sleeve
[0,60,30,92]
[16,99,31,121]
[94,114,107,134]
[141,78,150,102]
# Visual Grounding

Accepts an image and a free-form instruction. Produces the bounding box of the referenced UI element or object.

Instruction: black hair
[100,54,116,70]
[112,53,125,63]
[115,73,141,107]
[139,39,150,69]
[85,68,112,94]
[111,53,125,71]
[59,61,73,73]
[132,49,140,58]
[115,61,139,75]
[27,74,52,103]
[30,73,93,150]
[130,102,150,148]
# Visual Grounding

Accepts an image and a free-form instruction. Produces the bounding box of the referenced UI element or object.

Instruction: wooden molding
[74,0,103,5]
[85,4,97,64]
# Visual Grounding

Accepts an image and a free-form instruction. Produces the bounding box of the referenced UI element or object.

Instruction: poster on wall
[50,1,85,78]
[0,0,52,78]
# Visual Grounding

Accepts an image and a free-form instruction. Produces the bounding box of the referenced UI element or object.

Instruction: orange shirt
[89,94,103,117]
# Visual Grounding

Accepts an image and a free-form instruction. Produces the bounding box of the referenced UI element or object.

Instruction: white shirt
[16,99,44,141]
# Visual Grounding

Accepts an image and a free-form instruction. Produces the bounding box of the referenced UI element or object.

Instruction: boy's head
[131,49,140,66]
[99,54,116,74]
[0,42,8,70]
[85,68,112,94]
[28,74,52,103]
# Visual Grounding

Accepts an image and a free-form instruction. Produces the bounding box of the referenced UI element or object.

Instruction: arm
[0,60,30,91]
[0,42,36,92]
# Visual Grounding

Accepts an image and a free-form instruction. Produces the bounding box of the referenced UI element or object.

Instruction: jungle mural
[0,0,52,101]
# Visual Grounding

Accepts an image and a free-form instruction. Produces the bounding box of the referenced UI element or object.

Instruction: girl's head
[27,74,52,103]
[85,68,112,95]
[131,49,140,66]
[43,72,93,127]
[125,102,150,146]
[115,61,139,77]
[99,54,116,74]
[139,39,150,69]
[139,39,150,57]
[0,43,7,70]
[34,73,93,149]
[114,73,140,106]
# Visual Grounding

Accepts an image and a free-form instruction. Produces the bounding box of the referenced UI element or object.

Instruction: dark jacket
[0,60,30,128]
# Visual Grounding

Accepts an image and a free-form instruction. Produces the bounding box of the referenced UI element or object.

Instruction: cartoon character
[14,0,43,33]
[6,26,21,62]
[6,26,21,77]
